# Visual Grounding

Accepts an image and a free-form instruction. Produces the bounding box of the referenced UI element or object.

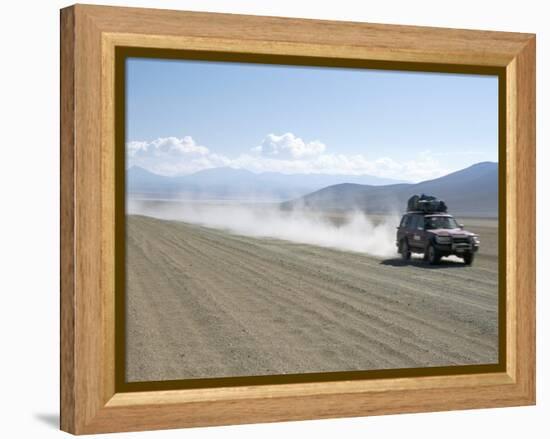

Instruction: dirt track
[126,214,499,382]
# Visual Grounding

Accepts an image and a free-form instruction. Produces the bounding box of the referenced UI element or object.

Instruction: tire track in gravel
[178,229,493,364]
[129,217,410,375]
[126,215,499,382]
[169,222,498,356]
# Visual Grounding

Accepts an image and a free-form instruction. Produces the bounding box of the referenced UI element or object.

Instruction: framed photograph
[60,4,536,434]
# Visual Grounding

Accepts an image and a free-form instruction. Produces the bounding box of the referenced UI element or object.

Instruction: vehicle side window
[400,215,409,228]
[409,215,417,230]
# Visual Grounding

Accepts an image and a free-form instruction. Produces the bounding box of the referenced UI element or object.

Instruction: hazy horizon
[129,159,496,181]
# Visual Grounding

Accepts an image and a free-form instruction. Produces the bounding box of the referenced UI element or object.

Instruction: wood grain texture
[513,37,536,398]
[100,22,116,407]
[60,6,75,433]
[84,4,530,66]
[60,4,536,434]
[75,8,104,430]
[505,57,518,381]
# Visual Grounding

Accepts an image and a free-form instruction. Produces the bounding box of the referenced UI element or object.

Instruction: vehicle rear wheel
[463,252,475,265]
[400,240,411,260]
[427,244,441,265]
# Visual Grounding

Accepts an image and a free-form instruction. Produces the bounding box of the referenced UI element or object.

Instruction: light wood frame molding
[60,4,536,434]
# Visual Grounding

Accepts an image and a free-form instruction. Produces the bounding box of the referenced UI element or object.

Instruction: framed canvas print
[60,4,536,435]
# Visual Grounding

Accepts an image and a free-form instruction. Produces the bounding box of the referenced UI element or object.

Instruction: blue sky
[126,58,498,182]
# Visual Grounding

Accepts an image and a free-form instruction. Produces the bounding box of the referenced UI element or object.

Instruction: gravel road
[126,214,499,382]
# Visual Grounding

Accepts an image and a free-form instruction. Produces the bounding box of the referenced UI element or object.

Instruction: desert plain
[125,204,499,382]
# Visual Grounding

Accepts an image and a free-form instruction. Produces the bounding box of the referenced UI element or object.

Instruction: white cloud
[230,151,448,182]
[127,136,229,175]
[127,133,450,182]
[128,136,209,158]
[253,133,326,159]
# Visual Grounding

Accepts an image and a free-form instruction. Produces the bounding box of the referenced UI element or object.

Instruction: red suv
[396,212,480,265]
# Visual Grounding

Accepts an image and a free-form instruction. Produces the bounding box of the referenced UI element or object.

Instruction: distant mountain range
[128,162,498,217]
[127,166,410,201]
[281,162,498,217]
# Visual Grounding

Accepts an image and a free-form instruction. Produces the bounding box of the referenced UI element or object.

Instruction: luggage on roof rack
[407,194,447,213]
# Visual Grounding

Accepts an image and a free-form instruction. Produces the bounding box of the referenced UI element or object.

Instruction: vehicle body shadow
[380,257,468,269]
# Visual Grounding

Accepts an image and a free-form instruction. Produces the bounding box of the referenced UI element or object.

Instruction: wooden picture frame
[60,4,536,435]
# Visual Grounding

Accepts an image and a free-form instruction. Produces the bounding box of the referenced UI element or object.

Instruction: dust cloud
[127,200,400,258]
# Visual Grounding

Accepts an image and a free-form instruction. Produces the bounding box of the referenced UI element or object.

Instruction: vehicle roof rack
[407,194,447,213]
